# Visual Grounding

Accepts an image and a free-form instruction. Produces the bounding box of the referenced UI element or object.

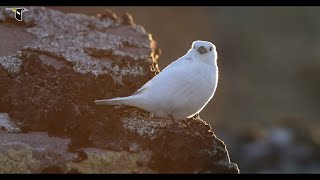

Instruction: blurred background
[51,7,320,173]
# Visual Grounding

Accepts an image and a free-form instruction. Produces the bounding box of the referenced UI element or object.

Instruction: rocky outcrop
[0,7,239,173]
[0,130,155,173]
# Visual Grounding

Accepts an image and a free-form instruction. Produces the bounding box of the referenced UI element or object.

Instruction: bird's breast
[192,62,217,90]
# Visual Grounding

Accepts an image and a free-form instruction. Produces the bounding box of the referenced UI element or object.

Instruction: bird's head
[190,40,217,64]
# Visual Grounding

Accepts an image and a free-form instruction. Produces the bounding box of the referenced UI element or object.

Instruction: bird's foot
[193,113,200,119]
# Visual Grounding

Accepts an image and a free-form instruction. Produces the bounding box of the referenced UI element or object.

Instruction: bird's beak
[197,46,207,54]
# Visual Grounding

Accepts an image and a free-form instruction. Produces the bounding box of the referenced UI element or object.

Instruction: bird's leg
[193,113,200,119]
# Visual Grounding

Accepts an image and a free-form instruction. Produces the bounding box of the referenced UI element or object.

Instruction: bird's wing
[131,84,148,96]
[131,54,191,97]
[160,55,188,73]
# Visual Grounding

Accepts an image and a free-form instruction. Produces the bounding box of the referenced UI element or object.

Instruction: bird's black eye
[193,45,196,49]
[210,47,213,51]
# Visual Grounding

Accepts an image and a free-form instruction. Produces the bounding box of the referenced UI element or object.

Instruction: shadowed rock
[0,7,239,173]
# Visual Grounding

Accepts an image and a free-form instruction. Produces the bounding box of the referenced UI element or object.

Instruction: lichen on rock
[0,148,40,173]
[0,55,22,75]
[122,111,173,140]
[0,113,20,133]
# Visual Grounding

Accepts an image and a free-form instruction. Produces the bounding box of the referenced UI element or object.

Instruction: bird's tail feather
[95,97,132,106]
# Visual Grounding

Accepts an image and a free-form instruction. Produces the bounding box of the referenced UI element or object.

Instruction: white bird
[95,40,219,121]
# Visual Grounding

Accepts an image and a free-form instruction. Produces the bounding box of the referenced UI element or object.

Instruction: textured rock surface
[0,7,239,173]
[0,131,155,173]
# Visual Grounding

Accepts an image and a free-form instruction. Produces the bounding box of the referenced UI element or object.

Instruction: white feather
[95,40,218,120]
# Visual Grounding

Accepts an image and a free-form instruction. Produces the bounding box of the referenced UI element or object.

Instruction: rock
[0,113,20,133]
[219,124,320,173]
[0,7,239,173]
[0,113,238,173]
[0,132,74,173]
[90,111,239,173]
[0,6,159,135]
[0,131,155,173]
